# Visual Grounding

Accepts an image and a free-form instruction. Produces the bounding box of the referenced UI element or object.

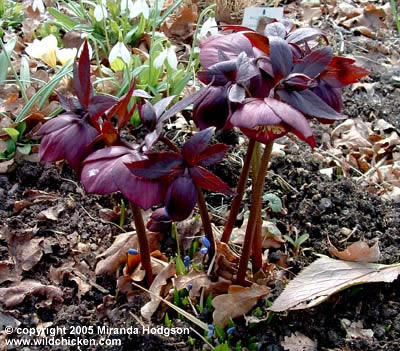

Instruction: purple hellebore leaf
[192,85,230,130]
[269,37,293,81]
[197,144,230,167]
[126,152,184,180]
[182,127,216,166]
[81,145,166,209]
[73,41,92,109]
[277,89,344,120]
[199,33,254,69]
[38,112,99,170]
[165,175,198,221]
[190,166,234,195]
[57,93,81,112]
[292,47,333,78]
[312,83,343,113]
[88,95,118,121]
[158,87,210,124]
[153,96,175,119]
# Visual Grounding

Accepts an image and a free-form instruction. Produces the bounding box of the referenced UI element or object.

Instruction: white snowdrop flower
[109,42,131,65]
[121,0,133,16]
[153,49,167,69]
[167,47,177,70]
[129,0,149,19]
[199,17,218,39]
[94,2,108,22]
[25,34,58,68]
[56,48,77,66]
[32,0,45,13]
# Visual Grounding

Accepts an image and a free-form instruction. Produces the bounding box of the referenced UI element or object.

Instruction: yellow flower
[25,35,58,68]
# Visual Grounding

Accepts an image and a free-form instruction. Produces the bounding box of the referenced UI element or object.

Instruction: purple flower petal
[182,127,216,166]
[190,166,234,195]
[165,176,198,221]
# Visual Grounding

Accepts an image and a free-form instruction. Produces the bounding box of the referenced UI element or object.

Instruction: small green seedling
[284,231,309,256]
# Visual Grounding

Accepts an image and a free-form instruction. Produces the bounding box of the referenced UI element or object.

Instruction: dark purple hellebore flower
[126,127,234,221]
[80,144,166,209]
[37,41,118,170]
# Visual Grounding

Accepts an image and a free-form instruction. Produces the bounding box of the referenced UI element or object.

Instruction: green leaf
[213,343,229,351]
[16,61,73,122]
[3,128,19,143]
[48,8,78,30]
[15,121,26,135]
[176,255,186,276]
[6,139,16,155]
[263,193,282,213]
[17,144,31,155]
[164,313,172,328]
[297,233,309,246]
[283,235,295,246]
[215,325,226,343]
[0,38,16,83]
[20,56,30,89]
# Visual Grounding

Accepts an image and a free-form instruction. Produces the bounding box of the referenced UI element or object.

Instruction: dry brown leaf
[50,261,92,300]
[141,262,176,320]
[270,255,400,312]
[0,280,63,308]
[341,319,374,340]
[0,159,16,174]
[0,262,21,284]
[212,284,270,327]
[37,203,65,221]
[96,231,161,275]
[173,271,211,297]
[281,331,318,351]
[162,5,198,39]
[329,240,381,262]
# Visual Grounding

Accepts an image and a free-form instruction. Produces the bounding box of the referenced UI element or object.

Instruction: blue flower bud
[128,248,139,255]
[199,247,208,255]
[186,283,193,291]
[184,255,190,268]
[201,236,211,249]
[227,327,236,335]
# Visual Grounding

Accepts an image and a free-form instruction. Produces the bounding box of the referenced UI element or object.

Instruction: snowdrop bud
[94,4,108,22]
[167,47,178,70]
[199,17,218,39]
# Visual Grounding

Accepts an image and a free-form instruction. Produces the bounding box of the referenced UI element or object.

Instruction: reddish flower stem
[250,142,263,273]
[130,202,153,287]
[196,185,216,258]
[236,140,274,285]
[221,138,256,243]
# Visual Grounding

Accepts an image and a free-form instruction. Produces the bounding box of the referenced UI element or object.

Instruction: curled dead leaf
[281,331,317,351]
[141,262,176,320]
[96,231,161,275]
[212,284,270,327]
[270,255,400,312]
[329,240,381,262]
[0,280,63,308]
